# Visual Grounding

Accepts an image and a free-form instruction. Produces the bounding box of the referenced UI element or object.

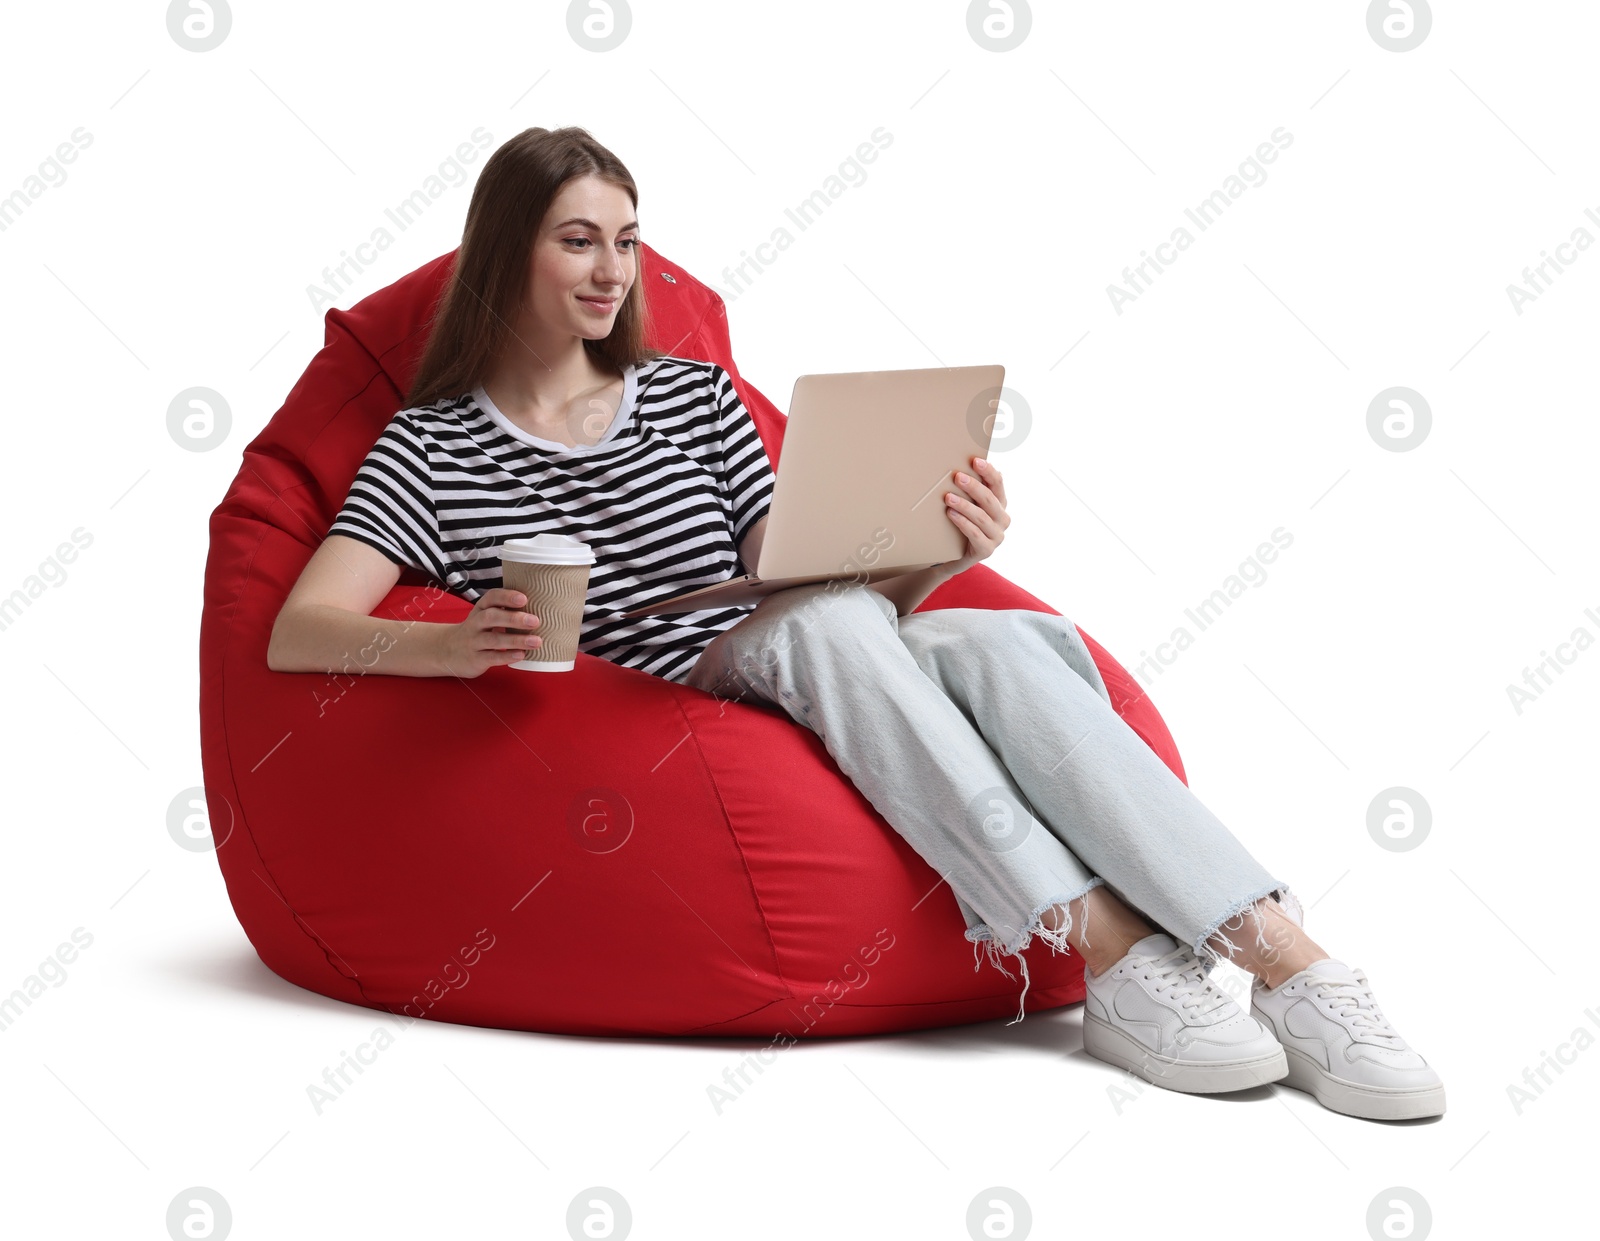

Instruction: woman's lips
[577,297,616,313]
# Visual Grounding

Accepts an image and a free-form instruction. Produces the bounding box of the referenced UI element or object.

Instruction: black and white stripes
[327,355,776,683]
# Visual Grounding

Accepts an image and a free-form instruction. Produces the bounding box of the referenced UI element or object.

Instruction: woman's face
[526,174,639,343]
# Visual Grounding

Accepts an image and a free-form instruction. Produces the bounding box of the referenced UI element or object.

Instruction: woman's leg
[681,579,1109,1020]
[1203,894,1330,988]
[692,588,1439,1113]
[683,582,1320,1006]
[891,601,1309,979]
[1040,885,1159,977]
[1034,874,1328,987]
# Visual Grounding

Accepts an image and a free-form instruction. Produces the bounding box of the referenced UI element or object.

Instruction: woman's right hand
[436,588,541,677]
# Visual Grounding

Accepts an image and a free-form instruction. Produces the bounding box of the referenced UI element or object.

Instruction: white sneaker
[1251,958,1446,1120]
[1082,932,1288,1094]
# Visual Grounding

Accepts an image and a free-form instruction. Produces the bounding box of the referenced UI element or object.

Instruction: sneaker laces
[1135,943,1231,1019]
[1307,968,1401,1041]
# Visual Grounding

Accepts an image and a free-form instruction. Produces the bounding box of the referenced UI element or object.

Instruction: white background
[2,1,1595,1237]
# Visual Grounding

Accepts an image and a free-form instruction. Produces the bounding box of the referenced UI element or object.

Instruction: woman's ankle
[1206,898,1329,988]
[1038,888,1161,976]
[1253,941,1329,989]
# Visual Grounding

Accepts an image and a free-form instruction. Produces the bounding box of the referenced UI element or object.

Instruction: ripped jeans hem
[1191,882,1305,978]
[964,875,1106,1027]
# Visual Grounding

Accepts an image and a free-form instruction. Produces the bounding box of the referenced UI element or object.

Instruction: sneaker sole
[1082,1012,1289,1095]
[1279,1044,1447,1120]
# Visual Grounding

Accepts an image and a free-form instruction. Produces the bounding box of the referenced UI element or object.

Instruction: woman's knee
[899,608,1067,681]
[1004,608,1071,645]
[910,606,1055,646]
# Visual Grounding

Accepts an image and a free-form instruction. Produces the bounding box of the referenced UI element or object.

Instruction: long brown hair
[404,127,663,409]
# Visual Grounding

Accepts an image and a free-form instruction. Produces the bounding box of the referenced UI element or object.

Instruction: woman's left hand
[944,455,1009,567]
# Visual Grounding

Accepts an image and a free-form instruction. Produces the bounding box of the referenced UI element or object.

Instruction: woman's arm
[267,534,453,676]
[866,558,971,618]
[736,513,769,575]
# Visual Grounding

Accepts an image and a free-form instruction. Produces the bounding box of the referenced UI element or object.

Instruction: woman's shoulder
[636,353,726,381]
[362,393,477,465]
[403,389,477,419]
[384,391,477,435]
[634,354,729,411]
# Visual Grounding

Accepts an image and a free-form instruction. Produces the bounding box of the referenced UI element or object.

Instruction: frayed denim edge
[1191,882,1304,979]
[964,875,1106,1027]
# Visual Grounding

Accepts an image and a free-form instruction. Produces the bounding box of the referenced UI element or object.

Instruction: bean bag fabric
[199,243,1190,1038]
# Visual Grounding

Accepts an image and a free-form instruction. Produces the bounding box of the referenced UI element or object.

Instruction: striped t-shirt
[327,354,776,683]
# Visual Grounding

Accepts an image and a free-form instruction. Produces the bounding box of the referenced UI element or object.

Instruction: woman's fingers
[475,591,542,633]
[951,469,994,517]
[957,460,1008,524]
[945,498,997,558]
[947,481,1001,533]
[944,456,1009,561]
[485,607,540,630]
[973,456,1006,507]
[476,588,527,614]
[948,501,996,546]
[481,629,542,651]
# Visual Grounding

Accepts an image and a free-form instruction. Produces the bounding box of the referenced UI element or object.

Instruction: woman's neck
[482,349,619,421]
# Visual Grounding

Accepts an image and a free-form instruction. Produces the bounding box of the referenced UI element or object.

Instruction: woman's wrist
[870,558,969,618]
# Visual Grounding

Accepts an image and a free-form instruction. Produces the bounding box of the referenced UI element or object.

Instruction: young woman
[268,127,1444,1122]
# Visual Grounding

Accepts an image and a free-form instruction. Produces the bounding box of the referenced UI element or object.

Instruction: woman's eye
[566,237,641,250]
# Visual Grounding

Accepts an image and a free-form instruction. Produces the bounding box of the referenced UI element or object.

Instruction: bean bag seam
[790,984,1086,1012]
[680,983,1089,1036]
[663,683,797,1007]
[300,336,402,472]
[675,995,794,1036]
[219,498,383,1009]
[679,289,717,357]
[222,316,400,533]
[652,252,718,361]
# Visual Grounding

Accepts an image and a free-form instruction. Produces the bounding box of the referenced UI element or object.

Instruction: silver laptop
[618,363,1004,618]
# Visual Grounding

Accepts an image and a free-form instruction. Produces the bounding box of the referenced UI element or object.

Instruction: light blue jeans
[681,578,1303,1024]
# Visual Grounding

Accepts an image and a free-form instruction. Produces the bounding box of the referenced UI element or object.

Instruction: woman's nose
[593,249,626,285]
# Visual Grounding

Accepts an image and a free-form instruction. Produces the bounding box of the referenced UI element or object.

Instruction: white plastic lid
[499,533,595,566]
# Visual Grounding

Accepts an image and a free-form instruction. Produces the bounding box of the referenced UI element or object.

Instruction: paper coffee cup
[499,534,595,672]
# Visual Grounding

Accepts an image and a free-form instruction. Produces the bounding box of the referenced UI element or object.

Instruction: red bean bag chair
[199,244,1190,1038]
